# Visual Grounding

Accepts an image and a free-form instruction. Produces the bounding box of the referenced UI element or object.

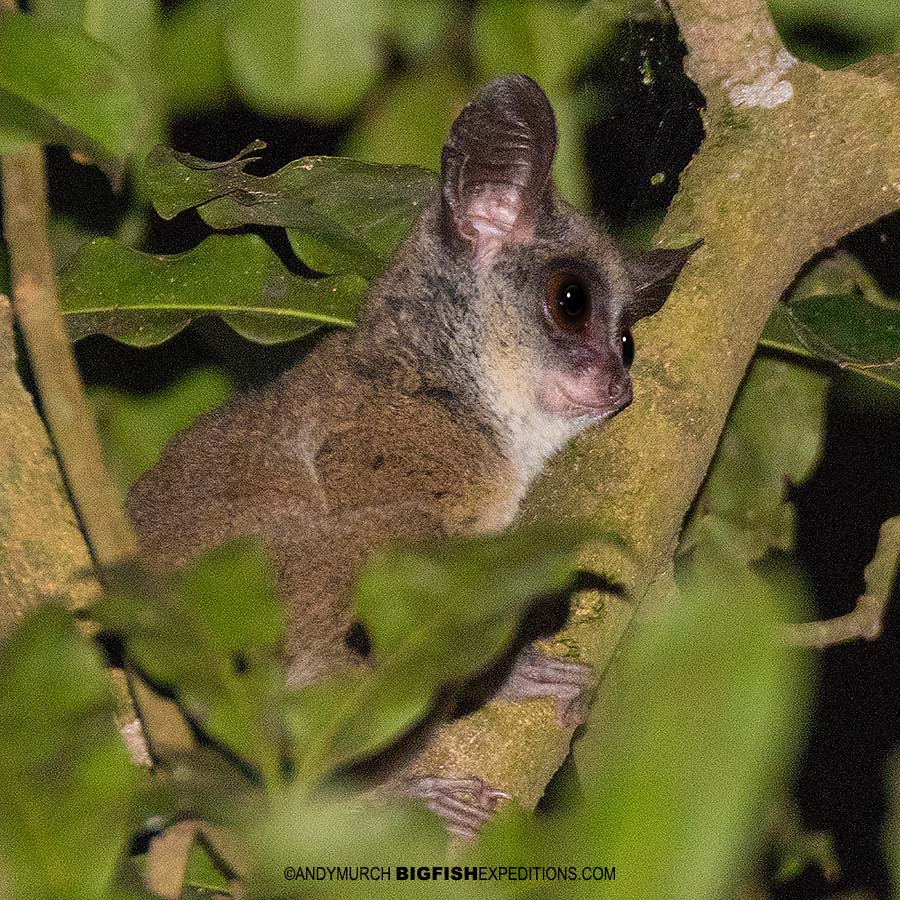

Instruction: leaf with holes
[143,143,436,278]
[58,233,366,347]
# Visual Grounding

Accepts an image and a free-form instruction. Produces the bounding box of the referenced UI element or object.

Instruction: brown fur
[128,75,697,687]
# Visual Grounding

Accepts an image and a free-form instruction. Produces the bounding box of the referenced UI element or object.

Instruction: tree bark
[407,0,900,809]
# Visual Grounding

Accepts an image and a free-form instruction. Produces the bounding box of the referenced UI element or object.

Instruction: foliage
[0,11,148,177]
[0,606,142,900]
[290,524,598,779]
[59,234,365,347]
[0,521,809,898]
[2,2,900,899]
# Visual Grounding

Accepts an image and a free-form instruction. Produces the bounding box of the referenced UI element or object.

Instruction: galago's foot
[400,774,510,839]
[499,646,595,727]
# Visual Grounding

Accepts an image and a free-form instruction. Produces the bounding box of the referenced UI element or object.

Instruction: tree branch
[781,515,900,649]
[0,295,98,633]
[666,0,791,115]
[407,0,900,811]
[1,145,137,564]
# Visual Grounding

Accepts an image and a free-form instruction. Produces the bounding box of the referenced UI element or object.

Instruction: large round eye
[621,329,635,367]
[547,272,591,332]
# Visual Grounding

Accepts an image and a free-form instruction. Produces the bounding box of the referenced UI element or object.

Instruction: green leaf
[385,0,454,57]
[58,233,366,346]
[586,546,807,900]
[30,0,165,152]
[761,292,900,390]
[471,0,622,207]
[682,356,828,561]
[473,0,616,91]
[0,11,148,178]
[341,68,469,173]
[289,523,600,778]
[88,542,287,785]
[89,368,233,489]
[143,142,437,278]
[30,0,160,71]
[0,605,140,900]
[224,0,386,119]
[248,787,449,898]
[482,530,809,900]
[158,0,229,114]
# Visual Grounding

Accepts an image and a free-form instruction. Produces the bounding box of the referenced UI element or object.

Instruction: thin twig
[781,516,900,650]
[1,148,137,564]
[780,594,887,649]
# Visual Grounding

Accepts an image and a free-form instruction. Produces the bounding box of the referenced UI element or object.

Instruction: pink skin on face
[541,368,633,420]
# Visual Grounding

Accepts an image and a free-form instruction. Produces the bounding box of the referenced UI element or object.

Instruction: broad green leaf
[289,524,600,778]
[583,541,807,900]
[143,143,437,278]
[30,0,165,152]
[473,0,616,91]
[287,670,431,778]
[682,356,828,561]
[481,529,809,900]
[141,140,269,220]
[89,367,233,489]
[158,0,229,113]
[58,233,366,346]
[386,0,454,57]
[224,0,386,119]
[29,0,160,69]
[0,605,140,900]
[341,68,468,173]
[761,293,900,390]
[88,542,286,785]
[0,11,148,178]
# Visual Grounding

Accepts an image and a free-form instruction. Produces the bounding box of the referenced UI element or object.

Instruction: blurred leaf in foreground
[158,0,229,114]
[289,523,601,780]
[0,11,148,178]
[225,0,386,119]
[88,541,286,787]
[479,526,809,900]
[472,0,629,207]
[341,68,468,172]
[58,233,365,347]
[0,605,140,900]
[30,0,165,152]
[248,787,450,898]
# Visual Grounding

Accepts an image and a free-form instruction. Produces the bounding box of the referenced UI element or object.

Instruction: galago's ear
[623,239,703,324]
[440,74,557,266]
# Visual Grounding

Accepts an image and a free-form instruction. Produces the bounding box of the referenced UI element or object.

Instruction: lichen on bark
[0,296,97,636]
